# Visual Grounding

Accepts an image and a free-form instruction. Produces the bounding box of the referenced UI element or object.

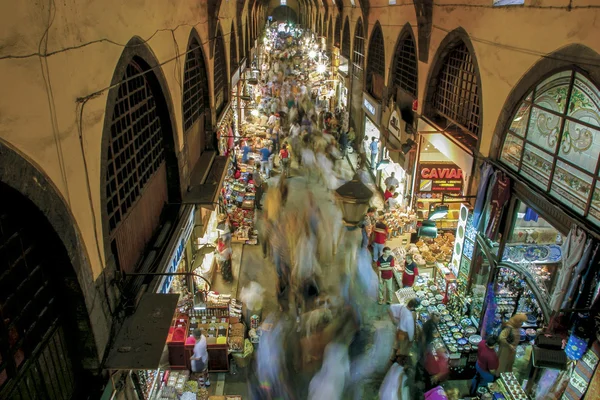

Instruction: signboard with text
[416,162,463,199]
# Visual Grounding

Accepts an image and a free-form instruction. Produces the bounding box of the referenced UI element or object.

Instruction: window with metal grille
[183,38,209,132]
[106,60,165,234]
[431,42,480,139]
[0,186,77,397]
[214,28,229,117]
[366,24,385,100]
[392,34,418,98]
[341,19,351,58]
[334,15,341,47]
[352,20,365,79]
[499,69,600,225]
[230,25,238,77]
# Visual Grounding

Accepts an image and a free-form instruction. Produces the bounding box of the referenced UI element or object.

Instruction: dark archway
[230,22,238,77]
[327,15,333,48]
[183,29,212,180]
[101,36,182,275]
[423,28,483,152]
[341,17,351,59]
[334,14,341,48]
[366,21,385,101]
[213,25,229,118]
[0,143,101,398]
[271,5,298,24]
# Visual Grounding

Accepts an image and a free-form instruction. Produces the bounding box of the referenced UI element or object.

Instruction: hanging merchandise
[563,341,600,400]
[550,225,587,313]
[480,171,511,240]
[472,161,494,228]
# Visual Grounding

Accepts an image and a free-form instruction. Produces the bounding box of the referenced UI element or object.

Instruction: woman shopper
[215,237,233,282]
[471,335,499,394]
[497,314,527,373]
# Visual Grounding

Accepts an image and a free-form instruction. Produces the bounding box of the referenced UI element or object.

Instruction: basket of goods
[425,256,436,266]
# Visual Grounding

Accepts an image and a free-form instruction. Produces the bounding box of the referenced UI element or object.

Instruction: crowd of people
[218,23,524,400]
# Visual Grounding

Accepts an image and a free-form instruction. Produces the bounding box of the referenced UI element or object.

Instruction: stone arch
[413,0,433,63]
[341,16,351,58]
[0,140,103,396]
[230,21,238,77]
[213,23,229,118]
[183,28,212,134]
[422,27,483,151]
[490,44,600,159]
[100,36,182,274]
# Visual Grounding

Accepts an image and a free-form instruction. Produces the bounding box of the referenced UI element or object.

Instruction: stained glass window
[391,34,418,98]
[499,69,600,226]
[352,19,364,79]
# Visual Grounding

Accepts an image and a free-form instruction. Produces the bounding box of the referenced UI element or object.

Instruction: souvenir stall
[222,161,258,245]
[130,291,248,399]
[216,107,235,157]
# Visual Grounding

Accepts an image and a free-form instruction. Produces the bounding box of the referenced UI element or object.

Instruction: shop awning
[184,155,230,210]
[104,293,179,370]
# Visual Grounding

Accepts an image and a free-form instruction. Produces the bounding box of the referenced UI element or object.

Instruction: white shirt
[379,363,409,400]
[267,115,276,126]
[385,176,400,188]
[390,304,415,340]
[192,335,208,365]
[387,197,400,209]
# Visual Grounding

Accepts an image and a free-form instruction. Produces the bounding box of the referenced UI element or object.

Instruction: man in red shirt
[377,247,395,304]
[279,145,291,177]
[471,335,499,394]
[372,214,389,262]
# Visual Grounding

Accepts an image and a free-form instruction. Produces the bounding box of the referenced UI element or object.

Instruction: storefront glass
[363,117,380,167]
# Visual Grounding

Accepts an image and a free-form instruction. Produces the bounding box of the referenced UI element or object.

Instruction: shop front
[360,92,382,171]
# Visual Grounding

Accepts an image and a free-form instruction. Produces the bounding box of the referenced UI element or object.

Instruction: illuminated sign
[416,162,463,198]
[363,98,375,115]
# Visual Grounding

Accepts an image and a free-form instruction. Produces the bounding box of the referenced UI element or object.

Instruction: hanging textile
[523,207,539,222]
[562,341,600,400]
[472,161,494,228]
[551,225,587,313]
[482,172,511,240]
[586,356,600,398]
[561,239,594,312]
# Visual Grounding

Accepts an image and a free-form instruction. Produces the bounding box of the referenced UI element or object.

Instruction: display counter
[412,276,479,379]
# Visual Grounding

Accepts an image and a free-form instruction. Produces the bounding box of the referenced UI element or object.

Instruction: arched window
[366,23,385,100]
[183,37,209,132]
[499,69,600,224]
[391,32,418,99]
[352,19,365,79]
[230,23,238,77]
[341,18,351,58]
[245,18,250,61]
[334,15,341,48]
[214,27,229,117]
[328,16,333,47]
[430,41,480,147]
[106,59,166,235]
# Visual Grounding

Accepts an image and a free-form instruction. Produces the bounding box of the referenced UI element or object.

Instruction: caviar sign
[416,162,463,197]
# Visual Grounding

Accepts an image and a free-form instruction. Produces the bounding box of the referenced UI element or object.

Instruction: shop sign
[159,207,196,294]
[388,109,401,139]
[362,92,381,125]
[416,162,463,198]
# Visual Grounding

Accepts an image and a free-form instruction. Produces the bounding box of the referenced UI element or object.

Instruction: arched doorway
[0,181,92,398]
[366,22,385,101]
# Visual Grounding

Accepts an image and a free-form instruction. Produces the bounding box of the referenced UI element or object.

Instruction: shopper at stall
[385,172,400,189]
[241,140,251,163]
[379,354,411,400]
[402,254,419,288]
[384,186,396,202]
[471,335,499,394]
[253,168,264,210]
[389,299,418,356]
[385,192,401,210]
[191,328,210,387]
[377,247,396,305]
[424,343,449,391]
[215,237,233,282]
[497,313,527,373]
[259,144,272,178]
[339,129,348,158]
[372,214,389,262]
[280,144,291,176]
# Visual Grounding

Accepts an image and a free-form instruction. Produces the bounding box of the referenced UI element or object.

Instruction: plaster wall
[338,0,600,160]
[0,0,252,282]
